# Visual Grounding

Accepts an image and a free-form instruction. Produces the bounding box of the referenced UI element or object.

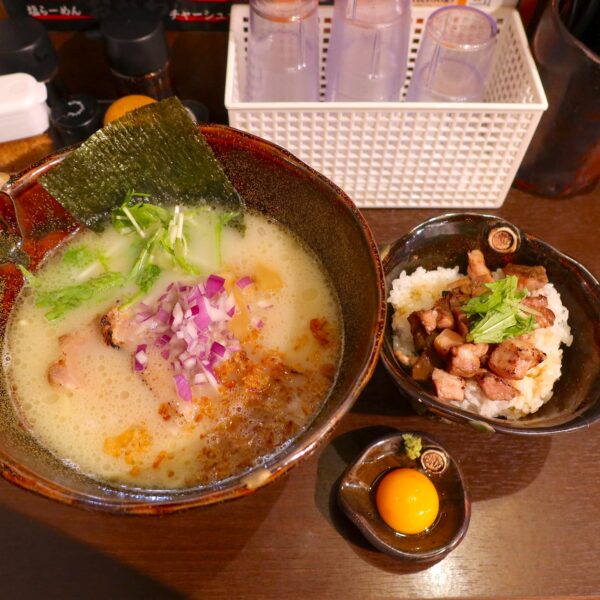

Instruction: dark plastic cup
[516,0,600,197]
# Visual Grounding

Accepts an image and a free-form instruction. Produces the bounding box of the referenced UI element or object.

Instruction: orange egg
[103,95,157,125]
[375,468,439,534]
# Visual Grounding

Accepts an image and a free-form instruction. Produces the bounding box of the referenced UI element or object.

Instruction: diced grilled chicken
[467,249,494,284]
[446,277,473,296]
[48,332,85,390]
[488,338,546,380]
[448,343,489,378]
[434,295,454,329]
[503,264,549,292]
[447,292,470,337]
[415,308,438,335]
[433,329,464,358]
[408,312,437,352]
[100,305,139,348]
[432,368,465,402]
[412,353,435,381]
[475,369,518,401]
[521,295,555,328]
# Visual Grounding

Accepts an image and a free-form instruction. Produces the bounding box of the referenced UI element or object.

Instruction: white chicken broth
[4,208,342,488]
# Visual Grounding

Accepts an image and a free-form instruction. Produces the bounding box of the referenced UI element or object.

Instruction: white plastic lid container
[0,72,49,143]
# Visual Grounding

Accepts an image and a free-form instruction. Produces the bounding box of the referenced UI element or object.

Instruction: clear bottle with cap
[325,0,411,102]
[245,0,320,102]
[0,17,64,108]
[100,8,173,100]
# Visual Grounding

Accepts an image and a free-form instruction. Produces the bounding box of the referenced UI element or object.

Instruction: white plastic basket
[225,5,547,209]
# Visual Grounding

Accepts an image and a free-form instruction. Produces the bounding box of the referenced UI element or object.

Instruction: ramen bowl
[380,213,600,435]
[0,125,385,512]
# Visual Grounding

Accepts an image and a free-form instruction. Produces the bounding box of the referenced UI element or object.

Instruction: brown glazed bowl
[338,431,470,562]
[0,125,385,513]
[381,213,600,435]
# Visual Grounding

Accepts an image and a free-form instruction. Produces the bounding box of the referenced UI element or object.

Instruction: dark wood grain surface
[0,187,598,600]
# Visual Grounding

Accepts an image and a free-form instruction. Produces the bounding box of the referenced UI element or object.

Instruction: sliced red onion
[211,341,226,357]
[205,274,225,298]
[171,302,183,327]
[156,307,170,324]
[133,273,259,392]
[136,311,153,323]
[134,344,148,372]
[174,374,192,402]
[194,373,207,385]
[236,276,253,289]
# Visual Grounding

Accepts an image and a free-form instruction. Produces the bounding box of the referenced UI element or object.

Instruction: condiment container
[0,73,50,143]
[325,0,411,101]
[0,73,53,173]
[245,0,320,101]
[100,8,173,100]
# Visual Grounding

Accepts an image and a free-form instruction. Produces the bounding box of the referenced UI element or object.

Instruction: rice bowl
[389,264,573,420]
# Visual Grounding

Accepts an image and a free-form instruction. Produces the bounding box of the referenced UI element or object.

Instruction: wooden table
[0,187,597,599]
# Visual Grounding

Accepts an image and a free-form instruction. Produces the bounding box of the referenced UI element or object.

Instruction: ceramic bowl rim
[380,212,600,436]
[0,124,387,513]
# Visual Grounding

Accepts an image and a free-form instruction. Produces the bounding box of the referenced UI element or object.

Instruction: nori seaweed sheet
[39,97,244,231]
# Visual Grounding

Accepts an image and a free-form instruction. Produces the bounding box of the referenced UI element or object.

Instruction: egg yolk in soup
[375,468,439,534]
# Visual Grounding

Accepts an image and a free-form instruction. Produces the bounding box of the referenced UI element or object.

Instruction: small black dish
[337,431,470,562]
[381,213,600,435]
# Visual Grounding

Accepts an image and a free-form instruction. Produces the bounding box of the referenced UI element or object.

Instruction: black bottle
[0,17,64,108]
[100,8,173,100]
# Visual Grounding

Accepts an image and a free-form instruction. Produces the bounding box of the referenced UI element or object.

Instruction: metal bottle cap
[0,17,58,82]
[100,8,169,77]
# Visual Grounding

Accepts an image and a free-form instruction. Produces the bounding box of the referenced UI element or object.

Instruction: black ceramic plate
[381,213,600,435]
[338,431,470,562]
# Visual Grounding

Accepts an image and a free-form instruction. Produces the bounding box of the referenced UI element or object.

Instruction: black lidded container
[100,8,173,100]
[0,17,63,107]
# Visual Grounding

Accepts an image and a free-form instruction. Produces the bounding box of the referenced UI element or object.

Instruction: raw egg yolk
[375,468,439,534]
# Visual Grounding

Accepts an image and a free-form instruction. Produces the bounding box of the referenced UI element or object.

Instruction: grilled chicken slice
[48,331,87,390]
[503,264,549,292]
[475,369,518,401]
[488,338,546,380]
[415,308,438,335]
[408,312,437,352]
[412,352,435,381]
[446,277,474,297]
[448,343,489,378]
[101,305,140,348]
[467,249,494,284]
[447,292,470,337]
[433,329,464,358]
[521,295,555,328]
[101,307,197,423]
[432,368,465,402]
[434,295,454,329]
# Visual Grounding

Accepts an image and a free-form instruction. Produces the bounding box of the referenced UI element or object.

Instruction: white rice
[388,267,573,420]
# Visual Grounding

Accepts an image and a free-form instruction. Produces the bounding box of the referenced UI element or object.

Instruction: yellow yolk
[375,468,439,534]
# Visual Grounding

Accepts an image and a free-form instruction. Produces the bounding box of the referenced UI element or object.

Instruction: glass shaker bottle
[245,0,320,102]
[325,0,411,102]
